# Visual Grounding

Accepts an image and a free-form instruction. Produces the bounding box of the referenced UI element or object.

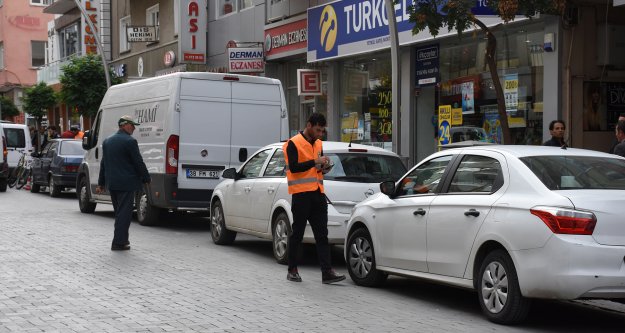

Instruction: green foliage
[59,54,122,119]
[406,0,565,37]
[0,96,19,119]
[21,82,57,120]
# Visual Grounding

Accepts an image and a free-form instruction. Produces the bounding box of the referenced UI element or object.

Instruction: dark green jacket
[98,130,150,191]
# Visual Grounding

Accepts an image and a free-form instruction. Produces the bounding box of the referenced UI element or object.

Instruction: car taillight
[530,206,597,235]
[61,165,79,173]
[166,135,179,175]
[2,139,6,162]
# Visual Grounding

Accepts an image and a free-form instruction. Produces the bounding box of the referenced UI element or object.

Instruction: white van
[1,122,33,174]
[78,72,289,225]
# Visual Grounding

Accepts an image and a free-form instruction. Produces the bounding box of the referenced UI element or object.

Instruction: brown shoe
[322,269,345,284]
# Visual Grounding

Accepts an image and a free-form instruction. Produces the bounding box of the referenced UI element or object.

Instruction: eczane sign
[228,47,264,73]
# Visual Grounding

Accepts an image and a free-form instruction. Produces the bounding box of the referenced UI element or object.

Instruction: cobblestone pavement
[1,189,625,332]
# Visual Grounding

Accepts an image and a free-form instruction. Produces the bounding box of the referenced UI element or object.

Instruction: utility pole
[384,0,401,156]
[73,0,111,88]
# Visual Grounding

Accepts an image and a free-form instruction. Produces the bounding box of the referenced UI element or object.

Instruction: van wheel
[272,212,291,264]
[210,200,236,245]
[477,250,530,324]
[0,178,7,192]
[136,191,161,226]
[77,177,96,213]
[49,176,61,197]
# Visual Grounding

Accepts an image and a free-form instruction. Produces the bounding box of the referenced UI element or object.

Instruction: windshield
[60,141,84,155]
[323,153,407,183]
[521,155,625,190]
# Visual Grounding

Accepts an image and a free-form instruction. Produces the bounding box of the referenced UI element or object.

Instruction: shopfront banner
[82,0,100,55]
[415,44,439,86]
[265,17,308,60]
[438,105,452,145]
[228,47,265,73]
[307,0,509,62]
[179,0,207,64]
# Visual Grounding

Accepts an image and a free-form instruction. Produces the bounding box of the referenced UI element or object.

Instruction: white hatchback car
[345,145,625,324]
[210,141,406,264]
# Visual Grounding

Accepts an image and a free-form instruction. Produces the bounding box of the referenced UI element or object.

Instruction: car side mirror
[82,130,91,150]
[239,148,248,163]
[380,180,396,197]
[222,168,238,180]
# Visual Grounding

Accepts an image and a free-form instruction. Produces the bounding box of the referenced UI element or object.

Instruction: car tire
[346,227,387,287]
[49,176,61,197]
[272,212,291,265]
[135,190,161,226]
[30,183,41,193]
[0,178,7,192]
[210,200,236,245]
[77,177,96,213]
[477,249,531,325]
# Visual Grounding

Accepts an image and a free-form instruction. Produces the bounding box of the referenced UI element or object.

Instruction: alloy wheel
[273,218,289,260]
[348,236,373,279]
[481,261,509,313]
[211,205,223,239]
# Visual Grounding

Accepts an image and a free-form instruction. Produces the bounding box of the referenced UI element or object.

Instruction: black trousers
[110,190,135,246]
[288,190,331,272]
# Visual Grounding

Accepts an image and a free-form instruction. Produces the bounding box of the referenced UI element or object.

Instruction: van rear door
[178,78,232,192]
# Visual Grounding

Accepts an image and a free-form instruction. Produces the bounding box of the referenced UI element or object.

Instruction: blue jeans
[110,190,135,246]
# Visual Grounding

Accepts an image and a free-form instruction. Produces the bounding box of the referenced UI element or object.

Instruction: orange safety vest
[283,133,324,194]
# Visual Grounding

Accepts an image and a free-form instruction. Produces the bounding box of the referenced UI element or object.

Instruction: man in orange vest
[283,113,345,284]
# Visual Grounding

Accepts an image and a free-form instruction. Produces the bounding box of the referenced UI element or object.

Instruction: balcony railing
[36,54,83,85]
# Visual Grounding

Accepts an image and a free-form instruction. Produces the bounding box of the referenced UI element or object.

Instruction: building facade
[0,0,54,124]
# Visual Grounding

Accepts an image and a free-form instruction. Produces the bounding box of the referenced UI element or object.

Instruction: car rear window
[324,153,407,183]
[521,155,625,190]
[60,141,84,155]
[3,128,25,148]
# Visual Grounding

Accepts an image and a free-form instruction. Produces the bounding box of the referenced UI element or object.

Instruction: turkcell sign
[307,0,503,62]
[228,48,265,73]
[415,44,439,86]
[179,0,207,64]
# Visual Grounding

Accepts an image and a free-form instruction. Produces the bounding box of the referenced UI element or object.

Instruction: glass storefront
[435,23,545,145]
[338,52,393,150]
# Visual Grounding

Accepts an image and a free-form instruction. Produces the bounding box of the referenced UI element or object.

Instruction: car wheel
[77,177,96,213]
[49,176,61,197]
[0,178,7,192]
[346,228,387,287]
[478,249,530,324]
[30,182,41,193]
[210,200,236,245]
[272,212,291,265]
[135,190,161,226]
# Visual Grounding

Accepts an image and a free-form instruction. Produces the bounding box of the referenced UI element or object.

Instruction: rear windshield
[3,128,26,148]
[60,141,84,155]
[324,153,407,183]
[521,155,625,190]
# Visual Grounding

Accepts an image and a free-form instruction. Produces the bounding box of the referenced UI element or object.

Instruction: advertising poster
[451,108,463,126]
[438,105,452,145]
[483,111,502,144]
[504,74,519,112]
[341,112,360,142]
[461,82,475,114]
[415,44,439,86]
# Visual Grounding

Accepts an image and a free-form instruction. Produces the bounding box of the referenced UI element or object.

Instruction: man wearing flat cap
[96,115,151,251]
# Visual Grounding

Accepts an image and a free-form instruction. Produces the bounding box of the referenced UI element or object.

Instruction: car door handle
[413,208,426,216]
[267,186,275,194]
[464,209,480,217]
[244,186,252,192]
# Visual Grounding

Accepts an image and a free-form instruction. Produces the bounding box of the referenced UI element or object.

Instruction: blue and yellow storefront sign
[307,0,502,62]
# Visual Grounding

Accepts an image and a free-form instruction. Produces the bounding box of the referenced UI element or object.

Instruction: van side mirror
[82,130,91,150]
[239,148,247,162]
[222,168,238,180]
[380,181,396,197]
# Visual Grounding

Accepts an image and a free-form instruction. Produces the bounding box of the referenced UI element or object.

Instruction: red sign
[264,19,307,59]
[184,53,205,62]
[297,69,322,96]
[164,50,176,67]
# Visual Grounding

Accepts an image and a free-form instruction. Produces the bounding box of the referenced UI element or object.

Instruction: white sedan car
[210,141,406,264]
[345,145,625,324]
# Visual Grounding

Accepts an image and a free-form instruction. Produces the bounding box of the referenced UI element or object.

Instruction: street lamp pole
[384,0,401,156]
[72,0,111,88]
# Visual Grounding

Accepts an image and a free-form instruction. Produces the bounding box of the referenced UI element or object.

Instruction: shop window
[59,23,79,59]
[119,16,131,53]
[435,25,545,146]
[30,0,50,6]
[146,4,159,41]
[339,53,393,150]
[217,0,236,17]
[31,41,46,67]
[240,0,254,10]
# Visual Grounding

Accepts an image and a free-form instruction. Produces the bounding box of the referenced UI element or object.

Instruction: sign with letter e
[297,69,322,96]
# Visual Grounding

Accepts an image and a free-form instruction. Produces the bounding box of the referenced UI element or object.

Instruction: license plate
[186,169,220,179]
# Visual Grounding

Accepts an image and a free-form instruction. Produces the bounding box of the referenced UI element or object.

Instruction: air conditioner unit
[597,24,625,69]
